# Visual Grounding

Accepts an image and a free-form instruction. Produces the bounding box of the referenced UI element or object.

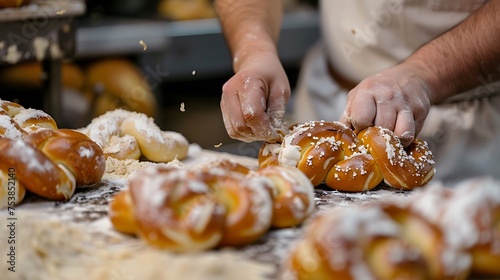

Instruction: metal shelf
[74,9,321,80]
[0,0,85,64]
[75,18,169,58]
[140,10,321,81]
[0,0,85,124]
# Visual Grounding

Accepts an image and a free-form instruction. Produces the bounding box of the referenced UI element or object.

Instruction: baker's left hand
[339,64,433,147]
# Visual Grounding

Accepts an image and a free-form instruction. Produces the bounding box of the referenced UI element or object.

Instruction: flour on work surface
[0,215,274,280]
[104,156,184,181]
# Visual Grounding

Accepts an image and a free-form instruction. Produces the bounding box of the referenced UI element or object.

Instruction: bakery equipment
[0,0,85,123]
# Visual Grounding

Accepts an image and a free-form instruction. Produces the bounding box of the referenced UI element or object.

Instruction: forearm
[405,0,500,104]
[214,0,283,72]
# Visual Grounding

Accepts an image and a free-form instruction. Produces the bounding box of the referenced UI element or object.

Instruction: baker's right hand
[220,51,290,143]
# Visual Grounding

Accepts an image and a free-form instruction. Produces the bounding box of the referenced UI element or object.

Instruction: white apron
[292,0,500,185]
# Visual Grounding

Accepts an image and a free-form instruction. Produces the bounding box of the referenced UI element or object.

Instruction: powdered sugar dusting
[163,131,189,147]
[12,108,52,127]
[79,146,95,158]
[190,200,216,234]
[246,177,273,232]
[408,178,500,276]
[318,207,399,272]
[440,177,500,250]
[79,114,122,147]
[0,115,24,139]
[410,183,447,224]
[291,197,305,219]
[80,109,188,162]
[9,140,55,173]
[283,167,315,217]
[130,114,165,144]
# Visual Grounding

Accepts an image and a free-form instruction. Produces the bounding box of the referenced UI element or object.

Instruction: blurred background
[0,0,320,157]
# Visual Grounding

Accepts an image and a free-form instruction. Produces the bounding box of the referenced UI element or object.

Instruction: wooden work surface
[0,144,447,280]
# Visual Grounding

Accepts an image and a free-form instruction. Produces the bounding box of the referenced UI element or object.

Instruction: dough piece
[80,109,189,162]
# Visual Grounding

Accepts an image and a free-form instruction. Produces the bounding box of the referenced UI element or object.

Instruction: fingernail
[400,131,414,146]
[400,131,414,139]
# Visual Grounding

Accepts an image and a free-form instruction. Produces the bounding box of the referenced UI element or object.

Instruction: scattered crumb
[180,102,185,112]
[139,40,147,51]
[56,9,66,15]
[214,143,222,148]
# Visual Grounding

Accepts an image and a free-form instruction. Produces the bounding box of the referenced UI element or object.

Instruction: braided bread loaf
[0,129,106,207]
[0,99,57,139]
[259,121,435,192]
[0,99,106,208]
[282,177,500,280]
[78,109,189,163]
[410,177,500,276]
[0,166,26,208]
[109,159,315,252]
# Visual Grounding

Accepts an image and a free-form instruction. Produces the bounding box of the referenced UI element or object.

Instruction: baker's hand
[339,64,433,147]
[221,51,290,143]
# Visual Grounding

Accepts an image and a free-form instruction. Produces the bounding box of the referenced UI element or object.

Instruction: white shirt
[320,0,487,83]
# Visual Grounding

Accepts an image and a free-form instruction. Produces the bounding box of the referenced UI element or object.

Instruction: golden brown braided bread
[0,99,57,139]
[0,167,26,209]
[109,160,315,252]
[410,177,500,276]
[282,206,434,280]
[0,129,105,208]
[283,178,500,280]
[259,121,435,191]
[0,99,106,207]
[283,205,473,280]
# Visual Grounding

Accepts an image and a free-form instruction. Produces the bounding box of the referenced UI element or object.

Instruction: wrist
[232,41,278,72]
[403,54,451,104]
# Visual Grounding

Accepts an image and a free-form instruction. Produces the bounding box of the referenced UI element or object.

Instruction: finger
[407,93,430,137]
[220,97,234,136]
[413,113,427,137]
[240,81,281,142]
[393,108,415,147]
[374,104,397,131]
[267,84,289,132]
[339,99,353,129]
[348,94,377,134]
[267,87,287,120]
[220,90,255,142]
